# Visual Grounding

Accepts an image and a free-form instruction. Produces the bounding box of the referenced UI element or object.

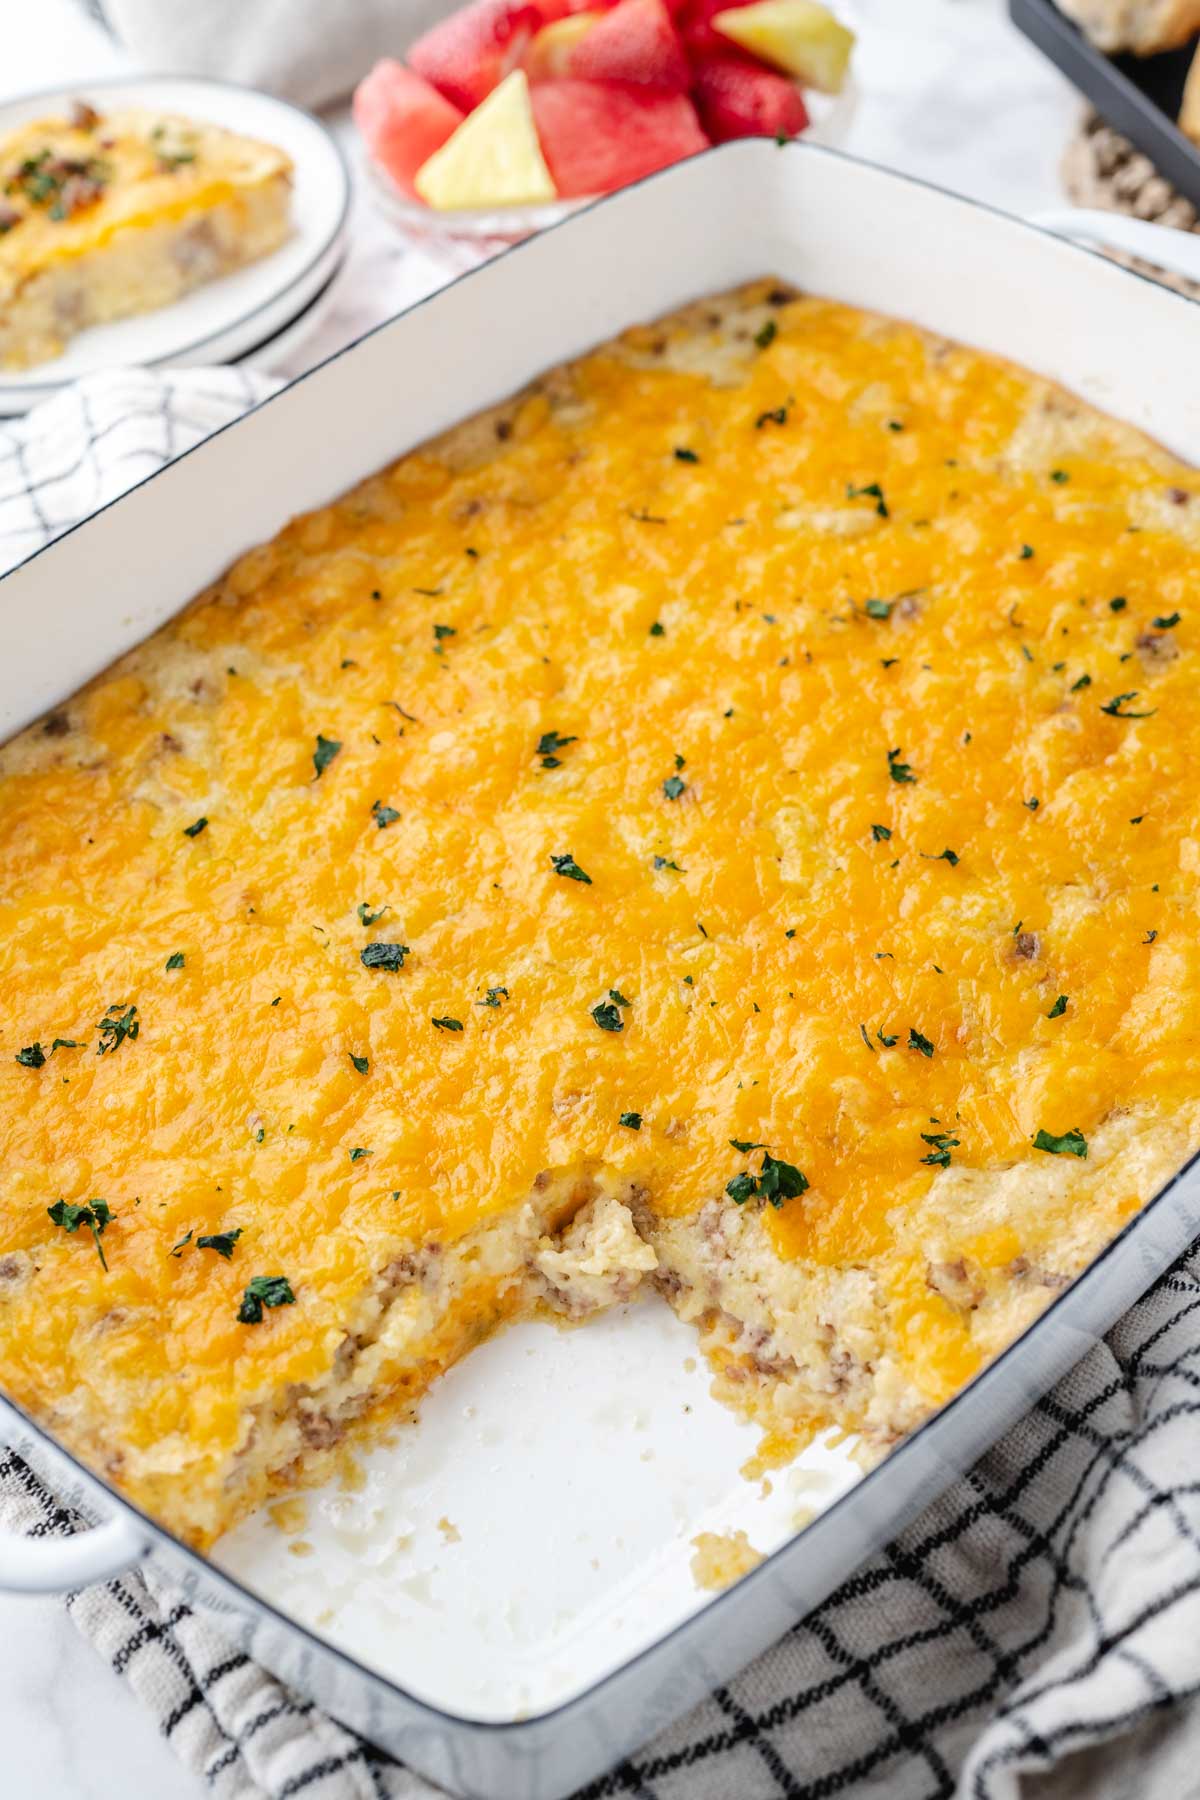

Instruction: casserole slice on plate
[0,102,293,370]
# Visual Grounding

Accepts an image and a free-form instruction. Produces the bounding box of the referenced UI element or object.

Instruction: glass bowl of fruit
[355,0,856,272]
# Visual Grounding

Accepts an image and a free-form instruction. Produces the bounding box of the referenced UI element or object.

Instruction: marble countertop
[0,2,1079,1795]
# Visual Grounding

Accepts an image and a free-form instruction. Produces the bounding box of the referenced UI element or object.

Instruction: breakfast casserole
[0,102,292,370]
[1,279,1199,1551]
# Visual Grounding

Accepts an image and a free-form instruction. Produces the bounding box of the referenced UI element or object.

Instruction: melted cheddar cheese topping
[1,281,1198,1535]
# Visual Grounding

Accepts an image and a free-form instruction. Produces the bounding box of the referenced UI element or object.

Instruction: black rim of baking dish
[1,135,1198,1743]
[0,72,352,395]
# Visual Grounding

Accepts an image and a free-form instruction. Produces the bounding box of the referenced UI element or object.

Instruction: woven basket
[1062,110,1200,297]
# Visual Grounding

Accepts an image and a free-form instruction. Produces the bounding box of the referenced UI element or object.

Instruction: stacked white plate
[0,76,351,415]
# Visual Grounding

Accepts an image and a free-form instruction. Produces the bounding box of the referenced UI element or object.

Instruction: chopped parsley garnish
[371,800,400,829]
[183,816,208,838]
[674,447,699,463]
[431,1016,463,1031]
[726,1148,808,1209]
[1070,673,1091,692]
[729,1139,769,1153]
[619,1112,642,1130]
[920,1130,960,1169]
[1019,544,1035,560]
[1032,1127,1087,1159]
[888,747,916,785]
[755,405,789,429]
[608,988,632,1007]
[1144,929,1158,944]
[755,319,777,350]
[653,855,684,871]
[350,1053,369,1074]
[357,902,389,926]
[1047,994,1068,1018]
[1050,469,1069,483]
[859,1024,875,1052]
[663,774,687,800]
[1109,597,1127,612]
[349,1146,371,1161]
[197,1229,242,1259]
[476,986,509,1007]
[1100,691,1156,719]
[591,1001,624,1033]
[649,621,665,637]
[864,598,892,620]
[757,1154,808,1205]
[312,734,342,778]
[907,1027,935,1057]
[537,730,577,768]
[550,852,591,884]
[847,481,888,518]
[96,1003,138,1056]
[16,1033,76,1065]
[433,623,456,646]
[1024,798,1039,811]
[360,942,409,972]
[921,848,959,866]
[237,1274,295,1324]
[169,1230,193,1256]
[48,1198,115,1270]
[877,1028,899,1047]
[871,823,892,842]
[1153,612,1181,629]
[165,951,185,971]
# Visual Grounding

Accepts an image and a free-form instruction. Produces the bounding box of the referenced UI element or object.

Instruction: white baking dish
[1,140,1199,1800]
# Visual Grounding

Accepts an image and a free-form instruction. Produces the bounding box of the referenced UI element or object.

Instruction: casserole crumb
[690,1530,764,1591]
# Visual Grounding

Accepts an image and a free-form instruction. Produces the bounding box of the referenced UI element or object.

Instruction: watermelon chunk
[531,79,708,195]
[567,0,691,90]
[409,0,545,111]
[353,61,465,196]
[690,54,808,140]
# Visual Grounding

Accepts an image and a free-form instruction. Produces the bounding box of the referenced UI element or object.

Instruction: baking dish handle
[0,1510,148,1593]
[1029,208,1200,285]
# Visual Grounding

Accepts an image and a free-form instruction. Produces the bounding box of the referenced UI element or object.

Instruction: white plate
[0,75,350,412]
[236,252,347,376]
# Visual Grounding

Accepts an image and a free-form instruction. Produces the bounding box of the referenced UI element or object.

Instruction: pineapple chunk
[415,70,556,209]
[524,13,603,80]
[713,0,854,93]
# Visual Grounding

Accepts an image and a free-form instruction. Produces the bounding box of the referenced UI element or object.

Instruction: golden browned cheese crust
[0,105,292,369]
[1,280,1199,1546]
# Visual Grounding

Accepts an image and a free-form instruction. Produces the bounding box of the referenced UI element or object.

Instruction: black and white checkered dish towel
[3,371,1200,1800]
